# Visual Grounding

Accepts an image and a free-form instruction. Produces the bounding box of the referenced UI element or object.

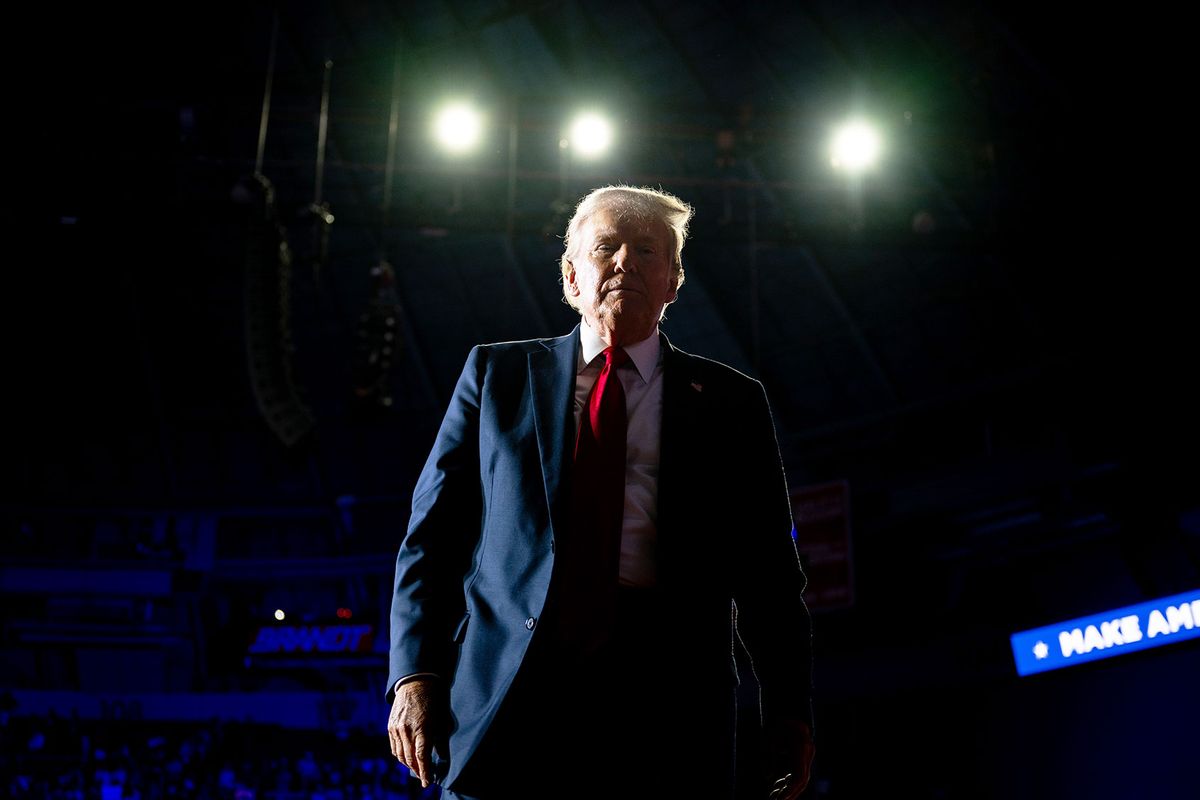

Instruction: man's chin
[603,296,646,315]
[595,305,659,340]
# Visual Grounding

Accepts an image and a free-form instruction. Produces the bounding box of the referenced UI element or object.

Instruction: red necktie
[559,346,629,653]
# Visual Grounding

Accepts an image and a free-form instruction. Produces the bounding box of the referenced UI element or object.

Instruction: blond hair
[560,185,694,313]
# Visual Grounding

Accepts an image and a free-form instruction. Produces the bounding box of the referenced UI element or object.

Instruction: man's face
[565,208,678,343]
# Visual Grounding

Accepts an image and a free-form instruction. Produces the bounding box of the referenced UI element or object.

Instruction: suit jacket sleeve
[386,346,485,703]
[731,380,814,732]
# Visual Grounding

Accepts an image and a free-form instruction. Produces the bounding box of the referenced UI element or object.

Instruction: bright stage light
[569,113,613,157]
[830,121,882,172]
[433,102,483,154]
[274,609,286,621]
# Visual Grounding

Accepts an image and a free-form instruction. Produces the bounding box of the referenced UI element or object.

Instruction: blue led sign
[1011,589,1200,676]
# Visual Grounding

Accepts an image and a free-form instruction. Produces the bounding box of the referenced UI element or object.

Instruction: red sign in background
[790,480,854,611]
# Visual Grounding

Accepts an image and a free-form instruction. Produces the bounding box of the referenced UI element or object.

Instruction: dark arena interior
[7,2,1195,798]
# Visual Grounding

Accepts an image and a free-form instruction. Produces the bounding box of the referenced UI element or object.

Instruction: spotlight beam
[434,102,484,154]
[830,120,882,172]
[568,113,613,158]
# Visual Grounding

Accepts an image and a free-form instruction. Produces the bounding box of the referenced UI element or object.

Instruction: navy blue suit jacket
[387,326,812,790]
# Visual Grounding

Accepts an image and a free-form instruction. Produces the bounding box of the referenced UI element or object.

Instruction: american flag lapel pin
[690,380,703,392]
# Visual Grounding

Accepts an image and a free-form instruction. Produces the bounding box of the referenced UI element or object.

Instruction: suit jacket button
[525,617,536,631]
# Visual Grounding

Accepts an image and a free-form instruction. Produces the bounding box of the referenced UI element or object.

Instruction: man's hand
[766,718,815,800]
[387,678,440,787]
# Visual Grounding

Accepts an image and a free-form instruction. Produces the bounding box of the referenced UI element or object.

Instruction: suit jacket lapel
[529,326,580,543]
[660,331,704,457]
[658,333,705,568]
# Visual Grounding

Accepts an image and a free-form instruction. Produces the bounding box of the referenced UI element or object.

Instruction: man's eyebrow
[590,227,662,244]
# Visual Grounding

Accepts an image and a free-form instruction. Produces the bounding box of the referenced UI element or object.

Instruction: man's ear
[564,260,580,296]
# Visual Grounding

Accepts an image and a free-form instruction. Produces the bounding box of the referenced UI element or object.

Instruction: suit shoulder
[476,337,559,355]
[668,346,763,392]
[465,331,575,363]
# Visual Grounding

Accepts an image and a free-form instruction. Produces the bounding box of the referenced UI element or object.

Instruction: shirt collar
[578,320,660,385]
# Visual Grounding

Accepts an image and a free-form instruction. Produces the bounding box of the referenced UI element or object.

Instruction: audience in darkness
[1,704,439,800]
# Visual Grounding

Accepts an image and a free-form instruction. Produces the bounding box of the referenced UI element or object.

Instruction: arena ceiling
[18,1,1187,555]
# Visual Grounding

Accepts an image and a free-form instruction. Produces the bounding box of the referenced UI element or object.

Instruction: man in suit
[387,186,814,799]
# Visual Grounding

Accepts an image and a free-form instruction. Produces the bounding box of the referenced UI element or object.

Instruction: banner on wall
[1010,589,1200,676]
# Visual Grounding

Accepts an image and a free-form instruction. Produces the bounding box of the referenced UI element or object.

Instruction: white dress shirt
[575,321,663,588]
